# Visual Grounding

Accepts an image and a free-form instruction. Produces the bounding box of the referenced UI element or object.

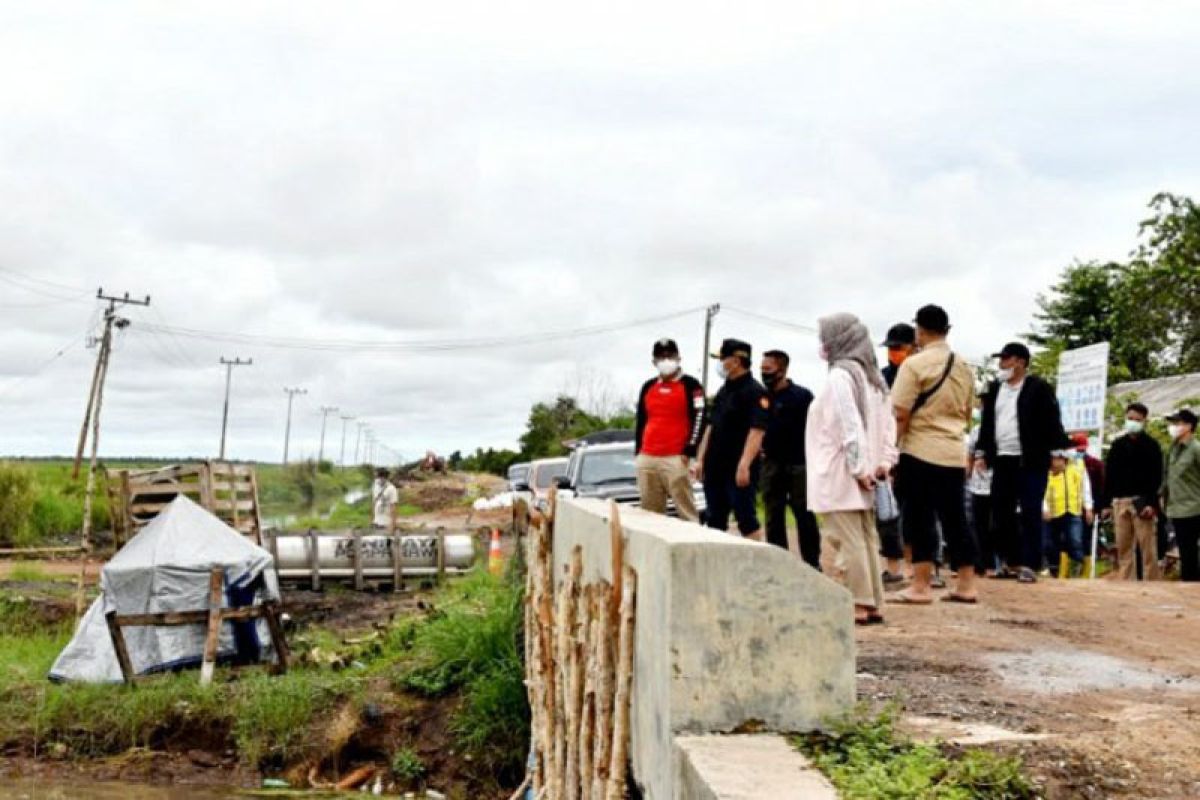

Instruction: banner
[1056,342,1110,432]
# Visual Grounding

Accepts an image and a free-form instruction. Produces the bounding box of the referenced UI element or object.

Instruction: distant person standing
[879,322,917,583]
[974,342,1069,583]
[806,313,897,624]
[695,339,768,540]
[634,338,706,522]
[372,468,399,529]
[1100,403,1163,580]
[1162,409,1200,582]
[967,409,997,575]
[760,349,821,568]
[891,304,979,604]
[881,323,917,389]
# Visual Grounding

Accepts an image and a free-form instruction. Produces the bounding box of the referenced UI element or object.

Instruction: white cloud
[1,1,1198,461]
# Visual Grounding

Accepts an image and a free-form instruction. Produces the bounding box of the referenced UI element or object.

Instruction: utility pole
[282,387,307,464]
[339,414,354,467]
[317,406,338,463]
[700,303,721,394]
[354,421,367,464]
[217,357,253,460]
[74,288,150,616]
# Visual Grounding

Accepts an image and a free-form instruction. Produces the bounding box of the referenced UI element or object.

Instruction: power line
[133,306,707,353]
[722,305,819,334]
[0,270,92,303]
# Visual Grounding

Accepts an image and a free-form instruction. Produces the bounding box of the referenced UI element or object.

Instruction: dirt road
[860,579,1200,799]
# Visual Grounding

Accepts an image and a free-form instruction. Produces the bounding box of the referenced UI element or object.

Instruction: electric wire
[722,305,819,334]
[132,305,708,353]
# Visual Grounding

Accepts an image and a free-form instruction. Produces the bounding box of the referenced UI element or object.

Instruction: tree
[1029,192,1200,382]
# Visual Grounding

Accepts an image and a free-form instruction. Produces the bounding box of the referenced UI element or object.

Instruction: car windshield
[534,462,568,489]
[508,465,530,482]
[579,449,637,487]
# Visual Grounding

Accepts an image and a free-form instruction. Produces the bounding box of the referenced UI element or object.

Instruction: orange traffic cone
[488,528,504,575]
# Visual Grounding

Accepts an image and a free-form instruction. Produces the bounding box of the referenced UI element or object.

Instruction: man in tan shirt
[890,304,979,604]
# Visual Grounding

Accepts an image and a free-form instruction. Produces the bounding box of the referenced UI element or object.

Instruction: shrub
[795,705,1035,800]
[391,746,426,783]
[0,463,37,547]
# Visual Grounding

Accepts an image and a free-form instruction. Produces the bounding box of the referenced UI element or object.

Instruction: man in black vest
[974,342,1069,583]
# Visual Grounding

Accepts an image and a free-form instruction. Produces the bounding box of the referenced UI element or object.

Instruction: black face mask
[761,371,780,387]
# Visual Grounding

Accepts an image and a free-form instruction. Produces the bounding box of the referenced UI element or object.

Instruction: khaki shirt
[891,341,975,468]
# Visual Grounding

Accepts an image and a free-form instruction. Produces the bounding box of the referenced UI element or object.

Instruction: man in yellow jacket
[1043,449,1094,577]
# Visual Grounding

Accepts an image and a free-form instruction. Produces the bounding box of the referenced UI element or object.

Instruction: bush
[795,705,1035,800]
[0,463,37,547]
[391,746,426,783]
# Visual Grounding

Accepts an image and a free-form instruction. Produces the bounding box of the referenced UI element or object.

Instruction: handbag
[874,480,900,523]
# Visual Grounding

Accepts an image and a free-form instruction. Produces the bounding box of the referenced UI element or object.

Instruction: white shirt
[372,479,399,527]
[995,379,1024,457]
[966,429,992,495]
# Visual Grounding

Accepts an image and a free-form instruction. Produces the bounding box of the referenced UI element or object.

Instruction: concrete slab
[675,734,838,800]
[553,498,854,799]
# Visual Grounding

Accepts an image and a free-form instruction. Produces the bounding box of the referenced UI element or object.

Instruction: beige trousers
[1113,498,1160,580]
[820,510,884,610]
[635,454,699,523]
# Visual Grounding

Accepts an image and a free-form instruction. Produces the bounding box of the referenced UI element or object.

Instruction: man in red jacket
[635,338,707,522]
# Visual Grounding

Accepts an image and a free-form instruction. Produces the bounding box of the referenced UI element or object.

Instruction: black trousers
[990,456,1049,570]
[897,454,978,569]
[761,459,821,569]
[1173,515,1200,582]
[971,493,997,572]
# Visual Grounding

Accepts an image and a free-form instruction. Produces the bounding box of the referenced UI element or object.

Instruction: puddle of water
[985,649,1200,695]
[905,715,1051,746]
[0,780,235,799]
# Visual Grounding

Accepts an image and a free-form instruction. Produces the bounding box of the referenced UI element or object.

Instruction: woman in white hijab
[806,313,898,624]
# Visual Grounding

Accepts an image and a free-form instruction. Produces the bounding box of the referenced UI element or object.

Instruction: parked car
[525,457,569,513]
[555,441,706,518]
[507,462,531,492]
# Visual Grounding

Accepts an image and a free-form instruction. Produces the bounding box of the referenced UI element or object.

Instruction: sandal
[942,593,978,604]
[888,592,934,605]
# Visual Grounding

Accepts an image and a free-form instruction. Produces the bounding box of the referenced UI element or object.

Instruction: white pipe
[268,532,476,574]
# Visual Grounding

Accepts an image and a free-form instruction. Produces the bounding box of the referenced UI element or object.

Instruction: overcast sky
[1,2,1198,463]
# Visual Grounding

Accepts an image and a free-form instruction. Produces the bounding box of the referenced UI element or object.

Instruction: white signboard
[1056,342,1110,432]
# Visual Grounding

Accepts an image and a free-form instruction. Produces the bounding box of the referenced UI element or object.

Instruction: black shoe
[930,574,947,589]
[882,571,907,585]
[1017,567,1037,584]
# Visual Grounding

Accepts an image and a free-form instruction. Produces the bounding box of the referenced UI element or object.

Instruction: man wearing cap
[881,323,917,389]
[634,338,706,522]
[891,304,979,603]
[695,338,768,540]
[760,349,821,566]
[1163,409,1200,581]
[975,342,1069,583]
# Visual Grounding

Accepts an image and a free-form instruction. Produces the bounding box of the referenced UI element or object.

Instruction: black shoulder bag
[908,353,956,417]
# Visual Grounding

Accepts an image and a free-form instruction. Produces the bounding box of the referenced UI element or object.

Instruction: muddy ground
[861,578,1200,799]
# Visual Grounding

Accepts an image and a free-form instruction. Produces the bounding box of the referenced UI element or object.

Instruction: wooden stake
[105,610,135,684]
[609,501,624,628]
[579,586,600,800]
[591,578,614,800]
[605,567,636,800]
[199,568,224,686]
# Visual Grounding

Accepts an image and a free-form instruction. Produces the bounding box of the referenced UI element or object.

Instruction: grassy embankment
[0,568,528,794]
[795,705,1034,799]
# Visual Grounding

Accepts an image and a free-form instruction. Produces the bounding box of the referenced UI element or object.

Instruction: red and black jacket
[635,374,708,458]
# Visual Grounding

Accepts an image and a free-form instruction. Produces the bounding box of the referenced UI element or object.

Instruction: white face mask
[1169,423,1183,440]
[655,359,680,377]
[1124,419,1144,435]
[996,367,1015,382]
[715,362,730,380]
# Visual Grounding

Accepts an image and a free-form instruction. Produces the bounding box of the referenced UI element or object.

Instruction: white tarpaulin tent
[50,494,281,683]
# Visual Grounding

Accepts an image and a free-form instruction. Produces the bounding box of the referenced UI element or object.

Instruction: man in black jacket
[759,349,821,567]
[1100,402,1163,580]
[974,342,1069,583]
[634,338,707,522]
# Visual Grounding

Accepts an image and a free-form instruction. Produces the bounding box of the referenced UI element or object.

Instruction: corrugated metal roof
[1108,372,1200,416]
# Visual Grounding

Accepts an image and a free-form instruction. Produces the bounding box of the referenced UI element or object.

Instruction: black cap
[711,338,752,360]
[881,323,916,348]
[652,338,679,358]
[914,304,950,334]
[1166,409,1198,427]
[992,342,1032,362]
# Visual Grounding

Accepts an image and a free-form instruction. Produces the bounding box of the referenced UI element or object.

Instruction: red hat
[1070,431,1089,450]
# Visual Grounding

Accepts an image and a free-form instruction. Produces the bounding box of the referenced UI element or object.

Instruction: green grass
[391,745,427,783]
[795,705,1035,800]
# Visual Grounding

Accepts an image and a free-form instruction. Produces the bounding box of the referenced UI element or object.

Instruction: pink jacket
[806,364,899,513]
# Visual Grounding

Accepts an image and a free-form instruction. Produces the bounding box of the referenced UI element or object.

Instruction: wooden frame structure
[107,462,263,546]
[104,567,289,686]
